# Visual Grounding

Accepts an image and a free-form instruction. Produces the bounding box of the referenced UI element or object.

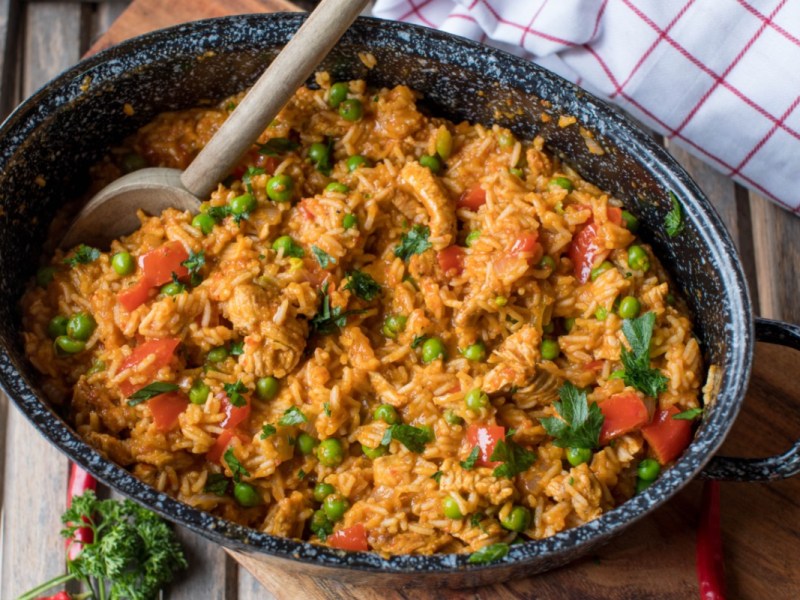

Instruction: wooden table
[1,1,799,598]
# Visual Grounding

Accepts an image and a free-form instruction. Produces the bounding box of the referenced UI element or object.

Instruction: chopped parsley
[343,270,381,301]
[620,312,670,398]
[431,470,443,483]
[381,423,433,453]
[394,225,432,261]
[64,244,100,267]
[223,379,248,408]
[257,137,299,157]
[460,446,480,470]
[297,469,306,480]
[181,249,205,286]
[260,424,277,439]
[323,402,331,417]
[310,282,365,335]
[204,473,229,496]
[127,381,179,406]
[673,407,703,420]
[665,191,684,237]
[540,381,604,449]
[490,433,537,478]
[411,335,427,349]
[311,245,336,269]
[470,513,484,528]
[206,204,232,222]
[229,341,244,356]
[278,406,308,426]
[468,542,509,565]
[223,447,250,482]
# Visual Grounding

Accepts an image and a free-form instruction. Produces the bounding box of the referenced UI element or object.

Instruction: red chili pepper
[696,480,726,600]
[66,464,97,561]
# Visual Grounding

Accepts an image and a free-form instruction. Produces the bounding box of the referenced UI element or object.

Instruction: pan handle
[700,318,800,481]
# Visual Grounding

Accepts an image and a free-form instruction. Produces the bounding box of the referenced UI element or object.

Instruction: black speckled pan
[0,14,798,588]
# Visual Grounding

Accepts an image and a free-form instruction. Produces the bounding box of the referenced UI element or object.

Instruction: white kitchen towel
[372,0,800,212]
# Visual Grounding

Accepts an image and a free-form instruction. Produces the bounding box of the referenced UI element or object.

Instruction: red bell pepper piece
[221,394,251,430]
[607,206,623,226]
[457,185,486,211]
[148,392,189,432]
[328,523,369,552]
[38,592,71,600]
[641,405,693,464]
[117,241,190,312]
[568,220,602,283]
[598,392,650,445]
[466,423,505,468]
[437,245,466,275]
[65,464,97,561]
[118,338,181,396]
[207,430,235,464]
[696,480,726,600]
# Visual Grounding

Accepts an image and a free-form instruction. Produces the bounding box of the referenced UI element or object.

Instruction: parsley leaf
[297,469,306,480]
[278,406,308,426]
[168,271,187,293]
[460,446,480,470]
[381,423,432,453]
[540,381,604,449]
[490,434,537,478]
[206,205,232,222]
[229,341,244,356]
[310,282,365,335]
[673,407,703,420]
[311,245,336,269]
[411,335,427,349]
[241,166,265,195]
[665,191,684,237]
[431,470,443,483]
[394,225,432,261]
[204,473,229,496]
[343,270,381,301]
[181,249,205,286]
[323,402,331,417]
[63,244,100,267]
[468,543,509,565]
[223,447,250,482]
[127,381,179,406]
[223,379,248,408]
[258,137,299,157]
[620,312,670,398]
[260,424,277,439]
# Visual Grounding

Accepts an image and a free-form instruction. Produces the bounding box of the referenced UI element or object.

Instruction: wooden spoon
[61,0,370,249]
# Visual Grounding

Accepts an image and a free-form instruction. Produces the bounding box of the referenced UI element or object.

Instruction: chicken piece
[399,162,456,249]
[262,491,308,538]
[340,325,380,371]
[483,324,542,394]
[374,85,424,139]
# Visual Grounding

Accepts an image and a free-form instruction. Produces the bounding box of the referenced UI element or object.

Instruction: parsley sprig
[223,447,250,482]
[394,225,432,261]
[381,423,433,453]
[620,312,670,398]
[127,381,179,406]
[223,379,248,407]
[181,249,205,286]
[311,245,336,269]
[460,446,479,470]
[489,432,537,478]
[310,282,365,335]
[540,381,604,449]
[278,406,308,426]
[343,270,381,301]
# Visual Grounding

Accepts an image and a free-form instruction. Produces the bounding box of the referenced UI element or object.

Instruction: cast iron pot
[0,14,798,589]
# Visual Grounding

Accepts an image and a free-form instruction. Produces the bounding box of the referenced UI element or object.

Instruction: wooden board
[0,1,798,599]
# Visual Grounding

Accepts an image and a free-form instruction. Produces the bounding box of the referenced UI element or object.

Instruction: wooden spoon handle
[180,0,370,198]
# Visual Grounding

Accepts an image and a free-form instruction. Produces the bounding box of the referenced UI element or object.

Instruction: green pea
[346,155,370,172]
[497,131,515,148]
[618,296,641,319]
[233,482,262,507]
[328,82,349,108]
[47,315,68,339]
[637,458,661,482]
[256,376,280,401]
[382,315,407,340]
[435,127,453,159]
[54,335,85,354]
[317,438,344,467]
[419,154,442,174]
[121,152,147,173]
[501,506,531,532]
[111,251,135,275]
[230,192,257,216]
[494,296,508,307]
[313,482,336,503]
[444,409,464,426]
[323,493,349,521]
[272,235,298,254]
[327,182,349,194]
[338,98,363,122]
[541,339,560,361]
[564,317,576,333]
[192,213,216,235]
[509,167,524,178]
[566,447,593,467]
[67,313,96,341]
[362,444,387,459]
[441,495,463,519]
[590,261,614,282]
[538,255,556,271]
[266,174,294,203]
[188,380,210,405]
[462,341,486,362]
[621,210,639,232]
[207,346,228,363]
[421,337,446,364]
[310,509,332,537]
[549,176,573,191]
[296,433,318,456]
[308,142,330,170]
[635,478,653,495]
[160,282,184,296]
[464,388,489,411]
[627,245,650,272]
[36,266,56,288]
[341,213,358,230]
[374,404,399,425]
[465,230,481,247]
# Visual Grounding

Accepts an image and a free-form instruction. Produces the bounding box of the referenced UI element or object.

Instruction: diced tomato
[568,220,602,283]
[437,245,466,275]
[457,185,486,211]
[148,392,189,432]
[221,394,251,430]
[139,240,189,286]
[207,430,235,463]
[599,392,650,445]
[117,277,156,312]
[510,232,539,255]
[328,523,369,552]
[583,359,605,372]
[642,406,694,465]
[466,423,505,468]
[607,206,623,226]
[118,338,181,396]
